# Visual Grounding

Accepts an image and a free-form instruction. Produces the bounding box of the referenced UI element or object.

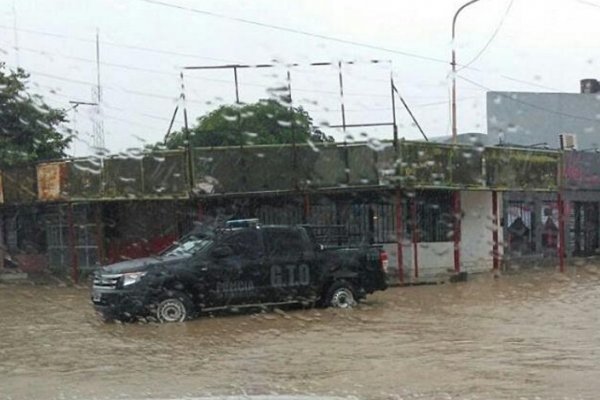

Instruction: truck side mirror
[211,245,233,258]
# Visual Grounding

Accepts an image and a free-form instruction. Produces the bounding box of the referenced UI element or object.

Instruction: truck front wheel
[155,290,194,323]
[326,280,356,309]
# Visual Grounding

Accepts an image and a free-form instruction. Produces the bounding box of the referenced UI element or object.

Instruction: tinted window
[221,230,263,258]
[264,228,307,257]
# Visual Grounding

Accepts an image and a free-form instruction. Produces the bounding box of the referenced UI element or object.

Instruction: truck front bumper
[91,288,150,320]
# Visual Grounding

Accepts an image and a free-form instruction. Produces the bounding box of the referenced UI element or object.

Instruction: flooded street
[2,268,600,400]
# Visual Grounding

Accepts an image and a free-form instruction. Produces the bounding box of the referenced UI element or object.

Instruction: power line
[458,0,515,71]
[458,75,600,123]
[102,103,174,123]
[1,42,240,82]
[304,106,391,114]
[33,64,473,127]
[34,82,172,123]
[134,0,453,66]
[461,72,562,92]
[74,52,274,90]
[414,96,478,108]
[6,27,402,85]
[577,0,600,9]
[26,64,402,132]
[134,0,564,94]
[26,69,185,102]
[103,113,164,131]
[5,42,399,100]
[1,14,566,95]
[28,63,393,100]
[29,70,97,87]
[40,89,173,131]
[34,76,389,138]
[0,24,237,63]
[303,97,478,113]
[498,75,561,91]
[2,23,557,98]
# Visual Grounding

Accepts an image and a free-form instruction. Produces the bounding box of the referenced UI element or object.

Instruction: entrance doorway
[573,202,599,257]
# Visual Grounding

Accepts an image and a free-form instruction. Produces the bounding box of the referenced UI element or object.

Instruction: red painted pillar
[395,189,404,284]
[66,203,79,283]
[453,191,461,273]
[492,191,499,271]
[94,204,105,265]
[197,200,204,222]
[411,197,419,279]
[303,193,310,224]
[558,192,566,273]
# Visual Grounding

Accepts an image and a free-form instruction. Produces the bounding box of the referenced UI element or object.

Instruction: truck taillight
[379,250,389,274]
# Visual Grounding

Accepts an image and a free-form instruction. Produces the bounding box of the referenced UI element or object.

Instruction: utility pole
[68,101,98,157]
[92,28,105,150]
[451,0,482,144]
[451,0,481,275]
[180,71,193,190]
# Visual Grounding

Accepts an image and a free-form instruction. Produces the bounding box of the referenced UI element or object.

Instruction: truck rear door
[263,227,318,304]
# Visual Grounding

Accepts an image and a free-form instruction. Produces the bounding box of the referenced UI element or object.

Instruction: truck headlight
[122,272,147,287]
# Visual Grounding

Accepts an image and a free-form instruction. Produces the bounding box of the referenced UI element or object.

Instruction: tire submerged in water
[326,280,357,309]
[155,290,194,323]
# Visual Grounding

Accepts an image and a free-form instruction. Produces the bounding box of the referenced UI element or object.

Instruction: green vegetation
[165,98,333,148]
[0,63,70,168]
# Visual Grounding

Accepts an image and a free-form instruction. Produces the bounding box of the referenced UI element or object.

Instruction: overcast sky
[1,0,599,155]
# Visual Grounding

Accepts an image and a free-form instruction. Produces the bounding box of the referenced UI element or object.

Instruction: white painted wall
[460,191,503,274]
[382,241,411,283]
[384,191,503,283]
[414,242,454,281]
[386,241,454,283]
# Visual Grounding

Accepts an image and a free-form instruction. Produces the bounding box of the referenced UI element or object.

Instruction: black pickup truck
[91,222,388,323]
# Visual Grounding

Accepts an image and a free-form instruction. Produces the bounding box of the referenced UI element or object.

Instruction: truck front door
[207,229,265,307]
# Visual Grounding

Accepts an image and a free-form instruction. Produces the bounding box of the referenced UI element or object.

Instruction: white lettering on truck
[270,264,310,288]
[216,280,255,297]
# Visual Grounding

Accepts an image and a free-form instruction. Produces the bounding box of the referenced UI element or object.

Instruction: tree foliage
[165,98,333,148]
[0,63,70,168]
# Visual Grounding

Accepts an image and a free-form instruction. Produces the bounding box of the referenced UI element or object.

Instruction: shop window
[506,201,536,255]
[5,209,47,254]
[573,202,599,256]
[407,191,453,243]
[345,202,396,245]
[541,202,559,250]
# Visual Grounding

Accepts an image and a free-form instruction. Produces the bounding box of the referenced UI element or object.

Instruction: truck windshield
[161,235,213,257]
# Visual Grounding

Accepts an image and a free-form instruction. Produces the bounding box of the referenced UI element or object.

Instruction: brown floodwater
[2,266,600,400]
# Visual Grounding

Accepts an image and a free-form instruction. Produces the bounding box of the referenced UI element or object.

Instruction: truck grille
[92,274,121,289]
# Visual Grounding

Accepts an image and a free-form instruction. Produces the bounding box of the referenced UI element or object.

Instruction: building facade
[2,140,571,283]
[487,83,600,265]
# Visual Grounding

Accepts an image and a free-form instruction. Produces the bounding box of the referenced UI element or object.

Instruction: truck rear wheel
[155,290,193,323]
[326,280,356,309]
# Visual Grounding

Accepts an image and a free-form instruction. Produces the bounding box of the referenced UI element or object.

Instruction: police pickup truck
[91,221,389,322]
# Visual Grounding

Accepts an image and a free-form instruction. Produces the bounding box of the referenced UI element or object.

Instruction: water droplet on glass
[222,114,238,122]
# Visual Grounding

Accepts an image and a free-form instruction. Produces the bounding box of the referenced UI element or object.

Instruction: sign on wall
[37,163,66,201]
[564,152,600,190]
